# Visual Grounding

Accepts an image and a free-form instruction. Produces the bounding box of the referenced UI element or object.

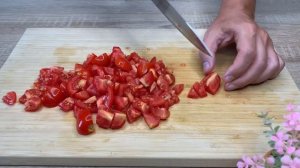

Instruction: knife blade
[152,0,213,57]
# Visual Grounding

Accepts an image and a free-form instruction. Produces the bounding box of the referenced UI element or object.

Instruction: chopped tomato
[151,107,170,120]
[173,84,184,95]
[96,109,114,129]
[187,87,199,99]
[25,97,41,112]
[115,56,132,72]
[203,72,221,95]
[76,108,94,135]
[139,71,155,87]
[111,112,126,129]
[143,111,160,129]
[4,47,184,134]
[59,97,75,112]
[91,53,110,67]
[137,62,148,77]
[42,87,66,107]
[193,82,207,98]
[2,91,17,105]
[73,91,90,100]
[114,96,129,111]
[67,76,86,96]
[19,94,27,104]
[126,106,142,123]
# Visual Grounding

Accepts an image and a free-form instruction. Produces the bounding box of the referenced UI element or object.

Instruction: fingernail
[224,75,234,83]
[203,62,210,72]
[225,83,236,91]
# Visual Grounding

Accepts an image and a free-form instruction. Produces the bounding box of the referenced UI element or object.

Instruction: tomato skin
[193,82,207,98]
[187,87,199,99]
[143,111,160,129]
[173,84,184,95]
[73,91,90,100]
[115,56,132,72]
[42,87,66,108]
[76,108,95,135]
[83,53,97,67]
[151,107,170,120]
[137,62,148,77]
[2,91,17,105]
[105,83,114,109]
[19,94,27,104]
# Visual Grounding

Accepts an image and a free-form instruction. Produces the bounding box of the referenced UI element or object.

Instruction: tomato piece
[90,65,105,77]
[67,76,86,96]
[139,71,155,87]
[165,73,175,86]
[42,87,66,107]
[83,53,97,67]
[103,67,115,76]
[91,53,110,67]
[19,94,27,104]
[25,89,43,99]
[173,84,184,95]
[86,84,99,97]
[203,72,221,95]
[132,99,149,114]
[137,62,148,77]
[73,91,90,100]
[126,106,142,123]
[150,96,166,107]
[2,91,17,105]
[187,87,199,99]
[148,57,156,69]
[115,56,132,72]
[84,96,97,104]
[111,112,126,129]
[96,96,106,108]
[25,97,41,112]
[114,96,129,111]
[105,82,114,108]
[93,77,109,94]
[151,107,170,120]
[193,82,207,98]
[59,97,75,112]
[76,108,95,135]
[96,109,114,129]
[157,75,169,91]
[143,111,160,129]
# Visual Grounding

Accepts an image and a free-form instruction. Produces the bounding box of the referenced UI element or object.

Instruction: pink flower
[281,155,300,168]
[266,156,275,165]
[286,103,296,112]
[271,131,289,154]
[283,112,300,131]
[237,155,264,168]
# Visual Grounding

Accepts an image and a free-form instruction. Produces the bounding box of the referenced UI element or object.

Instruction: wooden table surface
[0,0,299,167]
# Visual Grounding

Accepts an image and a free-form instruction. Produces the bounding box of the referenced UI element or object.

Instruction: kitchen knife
[152,0,213,57]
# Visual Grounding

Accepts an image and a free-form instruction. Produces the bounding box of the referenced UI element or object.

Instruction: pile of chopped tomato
[2,47,185,135]
[187,72,221,99]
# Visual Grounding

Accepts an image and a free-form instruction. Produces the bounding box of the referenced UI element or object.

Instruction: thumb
[200,30,222,74]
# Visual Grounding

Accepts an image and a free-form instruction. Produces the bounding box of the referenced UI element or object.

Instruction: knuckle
[243,22,257,37]
[259,29,270,44]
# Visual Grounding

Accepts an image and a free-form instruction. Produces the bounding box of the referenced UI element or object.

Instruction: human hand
[200,0,285,91]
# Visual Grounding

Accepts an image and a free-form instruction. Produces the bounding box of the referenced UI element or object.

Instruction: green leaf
[274,126,280,133]
[257,112,269,118]
[274,156,282,167]
[268,140,275,148]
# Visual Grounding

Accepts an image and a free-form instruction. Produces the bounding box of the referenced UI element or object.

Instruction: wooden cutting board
[0,28,299,167]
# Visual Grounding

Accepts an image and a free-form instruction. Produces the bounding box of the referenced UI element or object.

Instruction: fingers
[224,26,256,83]
[225,34,268,91]
[200,29,220,74]
[253,38,280,84]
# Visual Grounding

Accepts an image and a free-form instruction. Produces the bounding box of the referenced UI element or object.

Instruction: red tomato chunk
[2,47,184,135]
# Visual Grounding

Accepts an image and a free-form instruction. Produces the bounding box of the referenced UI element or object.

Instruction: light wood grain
[0,28,299,167]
